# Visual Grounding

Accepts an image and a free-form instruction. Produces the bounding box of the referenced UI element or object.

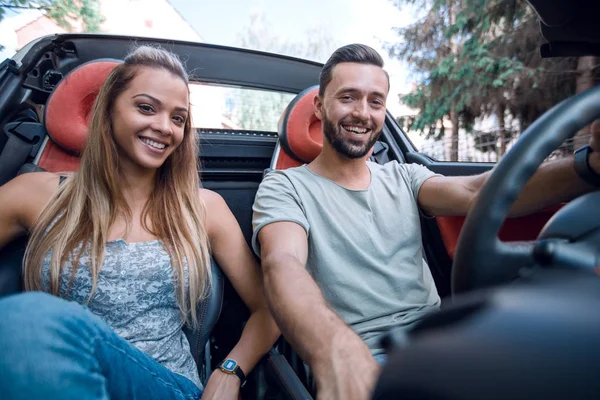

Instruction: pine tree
[387,0,591,160]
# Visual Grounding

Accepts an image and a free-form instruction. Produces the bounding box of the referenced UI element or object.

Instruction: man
[252,44,600,400]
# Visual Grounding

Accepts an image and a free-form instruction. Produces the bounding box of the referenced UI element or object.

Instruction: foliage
[225,88,294,133]
[386,0,579,155]
[0,0,104,32]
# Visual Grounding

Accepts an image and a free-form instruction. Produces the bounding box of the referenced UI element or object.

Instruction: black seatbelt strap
[370,141,390,165]
[0,121,46,186]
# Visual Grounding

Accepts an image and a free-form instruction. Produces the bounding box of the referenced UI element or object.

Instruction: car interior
[0,36,321,400]
[0,0,599,396]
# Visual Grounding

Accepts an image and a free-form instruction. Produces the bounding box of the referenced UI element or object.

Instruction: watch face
[222,359,238,372]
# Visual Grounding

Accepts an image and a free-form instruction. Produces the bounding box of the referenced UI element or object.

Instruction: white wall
[100,0,202,41]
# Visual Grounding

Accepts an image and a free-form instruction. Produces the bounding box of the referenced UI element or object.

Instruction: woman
[0,46,279,399]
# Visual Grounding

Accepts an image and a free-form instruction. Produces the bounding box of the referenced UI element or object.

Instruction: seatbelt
[370,141,390,165]
[0,121,46,186]
[263,167,274,179]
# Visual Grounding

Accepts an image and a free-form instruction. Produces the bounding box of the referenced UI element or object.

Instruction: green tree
[387,0,585,160]
[0,0,104,32]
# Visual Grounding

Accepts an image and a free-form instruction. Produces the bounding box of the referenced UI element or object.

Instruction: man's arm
[259,221,380,400]
[418,157,593,218]
[418,124,600,217]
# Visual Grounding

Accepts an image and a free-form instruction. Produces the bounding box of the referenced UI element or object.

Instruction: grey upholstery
[0,236,26,296]
[183,259,224,383]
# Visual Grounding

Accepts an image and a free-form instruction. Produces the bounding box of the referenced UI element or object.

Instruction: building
[0,0,202,59]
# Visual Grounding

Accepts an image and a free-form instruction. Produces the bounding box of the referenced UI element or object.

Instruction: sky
[168,0,417,116]
[0,0,418,122]
[169,0,410,51]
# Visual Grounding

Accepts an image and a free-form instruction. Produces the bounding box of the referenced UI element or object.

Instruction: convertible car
[0,0,598,398]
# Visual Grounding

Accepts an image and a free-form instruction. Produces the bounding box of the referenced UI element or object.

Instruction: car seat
[0,59,223,383]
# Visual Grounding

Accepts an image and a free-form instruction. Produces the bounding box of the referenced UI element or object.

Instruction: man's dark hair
[319,43,389,96]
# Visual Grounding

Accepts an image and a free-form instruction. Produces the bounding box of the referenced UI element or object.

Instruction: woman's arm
[199,189,280,399]
[0,172,58,250]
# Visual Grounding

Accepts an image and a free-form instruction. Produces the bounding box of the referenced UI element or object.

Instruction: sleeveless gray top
[41,238,202,389]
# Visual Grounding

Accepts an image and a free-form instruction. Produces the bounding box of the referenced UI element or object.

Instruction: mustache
[339,117,376,130]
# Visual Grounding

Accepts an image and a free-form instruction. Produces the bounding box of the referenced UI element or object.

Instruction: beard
[322,112,382,159]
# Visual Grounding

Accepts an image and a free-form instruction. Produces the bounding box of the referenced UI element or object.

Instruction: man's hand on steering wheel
[452,86,600,294]
[589,120,600,173]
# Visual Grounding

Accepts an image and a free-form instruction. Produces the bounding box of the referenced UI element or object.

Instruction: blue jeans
[0,292,202,400]
[373,353,388,365]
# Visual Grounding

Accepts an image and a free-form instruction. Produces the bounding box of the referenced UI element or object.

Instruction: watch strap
[233,364,246,385]
[574,145,600,187]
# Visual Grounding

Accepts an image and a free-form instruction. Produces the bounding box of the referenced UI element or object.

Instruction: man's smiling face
[315,62,389,159]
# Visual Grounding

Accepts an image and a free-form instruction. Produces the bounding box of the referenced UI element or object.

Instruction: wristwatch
[217,358,247,386]
[574,144,600,187]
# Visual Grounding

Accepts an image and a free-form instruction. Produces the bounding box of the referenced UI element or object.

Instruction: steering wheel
[452,86,600,295]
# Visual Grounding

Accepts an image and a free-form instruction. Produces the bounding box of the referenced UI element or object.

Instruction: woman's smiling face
[110,66,190,173]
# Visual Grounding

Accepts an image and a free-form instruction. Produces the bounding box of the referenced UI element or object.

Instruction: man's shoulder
[369,160,407,180]
[270,165,311,177]
[369,160,438,195]
[262,165,313,186]
[256,166,314,201]
[369,159,426,171]
[370,160,434,178]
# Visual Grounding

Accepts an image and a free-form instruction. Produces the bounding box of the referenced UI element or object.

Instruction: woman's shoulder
[3,172,60,198]
[197,188,236,232]
[12,171,61,186]
[198,188,226,208]
[0,172,61,231]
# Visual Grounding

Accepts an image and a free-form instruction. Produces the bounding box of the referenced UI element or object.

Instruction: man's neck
[308,145,371,190]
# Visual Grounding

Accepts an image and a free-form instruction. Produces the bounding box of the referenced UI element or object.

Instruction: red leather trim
[275,148,303,170]
[285,88,322,163]
[45,61,119,154]
[436,204,564,259]
[38,141,81,172]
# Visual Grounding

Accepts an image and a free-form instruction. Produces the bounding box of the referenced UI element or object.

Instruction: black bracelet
[574,145,600,187]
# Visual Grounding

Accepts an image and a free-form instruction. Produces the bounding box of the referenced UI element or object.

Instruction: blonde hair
[24,46,211,327]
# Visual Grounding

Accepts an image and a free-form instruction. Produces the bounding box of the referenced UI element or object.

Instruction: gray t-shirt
[252,161,441,354]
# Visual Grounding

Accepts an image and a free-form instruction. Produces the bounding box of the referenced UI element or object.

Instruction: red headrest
[45,60,121,154]
[278,86,322,163]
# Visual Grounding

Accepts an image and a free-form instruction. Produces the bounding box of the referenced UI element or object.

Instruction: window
[394,113,588,163]
[189,83,296,132]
